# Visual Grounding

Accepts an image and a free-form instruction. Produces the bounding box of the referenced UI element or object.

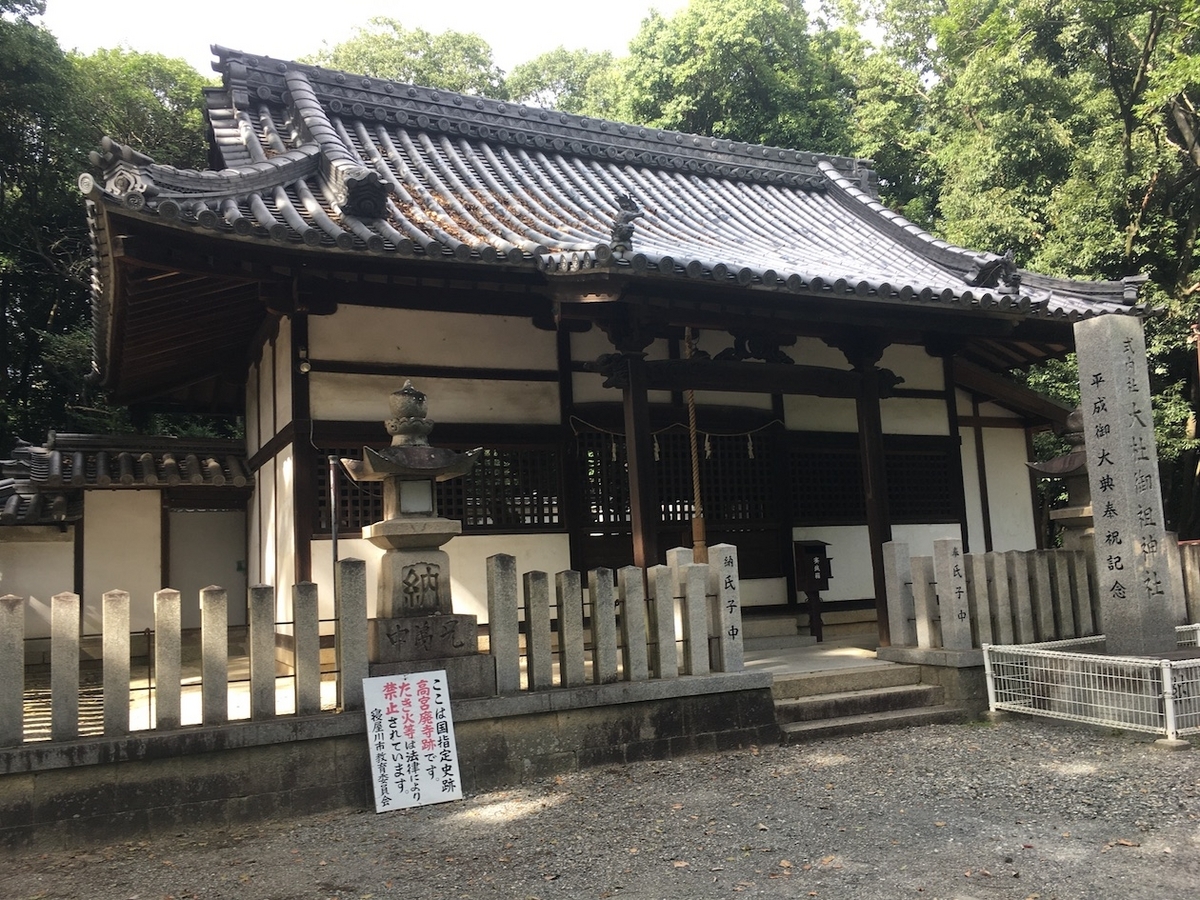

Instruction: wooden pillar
[291,313,314,583]
[837,332,893,647]
[941,353,971,552]
[556,327,588,572]
[855,367,893,646]
[622,351,660,569]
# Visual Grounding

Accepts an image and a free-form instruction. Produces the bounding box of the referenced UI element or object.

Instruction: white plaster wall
[0,528,74,638]
[881,344,944,390]
[740,576,787,606]
[274,318,293,435]
[693,390,772,410]
[273,447,297,609]
[446,532,573,621]
[979,400,1023,418]
[956,389,1026,419]
[982,427,1037,551]
[260,455,276,594]
[310,307,558,370]
[783,396,858,431]
[168,510,248,629]
[309,372,560,424]
[569,332,675,406]
[793,336,851,369]
[82,491,161,633]
[880,398,949,435]
[249,473,263,587]
[570,371,615,405]
[791,525,873,601]
[958,426,988,554]
[892,522,967,558]
[259,342,276,443]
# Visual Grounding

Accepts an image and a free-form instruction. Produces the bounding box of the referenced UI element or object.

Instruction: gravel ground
[6,718,1200,900]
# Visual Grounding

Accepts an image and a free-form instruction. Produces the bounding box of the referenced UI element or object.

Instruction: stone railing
[0,546,744,747]
[885,539,1200,651]
[486,545,744,692]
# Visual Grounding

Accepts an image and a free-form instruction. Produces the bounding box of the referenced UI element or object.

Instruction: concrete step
[775,683,944,724]
[771,664,921,701]
[779,705,966,744]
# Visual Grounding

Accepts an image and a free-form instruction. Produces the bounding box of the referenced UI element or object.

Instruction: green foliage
[0,15,210,454]
[614,0,856,151]
[304,17,506,97]
[72,49,212,169]
[506,47,617,115]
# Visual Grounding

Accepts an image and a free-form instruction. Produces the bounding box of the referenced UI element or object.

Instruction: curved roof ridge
[211,44,876,189]
[83,136,321,208]
[818,160,982,277]
[818,160,1140,308]
[284,69,389,219]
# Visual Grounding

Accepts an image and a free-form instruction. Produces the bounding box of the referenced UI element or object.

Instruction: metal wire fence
[984,634,1200,741]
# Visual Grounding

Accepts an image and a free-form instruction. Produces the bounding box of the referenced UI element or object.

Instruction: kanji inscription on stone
[933,539,972,650]
[1075,315,1178,655]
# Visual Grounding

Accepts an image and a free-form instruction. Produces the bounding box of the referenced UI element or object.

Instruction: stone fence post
[0,595,24,747]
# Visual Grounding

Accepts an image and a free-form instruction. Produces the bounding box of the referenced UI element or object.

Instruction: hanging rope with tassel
[684,326,708,563]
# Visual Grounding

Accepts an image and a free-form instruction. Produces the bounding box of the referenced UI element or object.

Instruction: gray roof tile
[82,46,1143,325]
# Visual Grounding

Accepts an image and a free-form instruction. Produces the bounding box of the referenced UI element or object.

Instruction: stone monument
[1075,315,1184,656]
[342,381,497,698]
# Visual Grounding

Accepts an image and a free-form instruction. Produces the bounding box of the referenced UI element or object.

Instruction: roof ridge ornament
[284,69,388,219]
[964,248,1021,292]
[610,193,643,253]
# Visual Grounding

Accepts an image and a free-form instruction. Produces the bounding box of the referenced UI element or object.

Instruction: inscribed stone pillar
[1075,315,1180,655]
[933,540,973,650]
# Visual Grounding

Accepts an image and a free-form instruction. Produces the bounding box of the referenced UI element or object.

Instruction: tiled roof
[0,435,251,527]
[81,46,1144,328]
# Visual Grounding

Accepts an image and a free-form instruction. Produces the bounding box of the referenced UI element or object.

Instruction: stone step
[743,635,817,651]
[779,705,966,744]
[775,683,944,724]
[771,664,921,701]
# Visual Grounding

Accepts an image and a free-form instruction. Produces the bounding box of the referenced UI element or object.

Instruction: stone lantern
[1027,407,1093,551]
[341,381,496,697]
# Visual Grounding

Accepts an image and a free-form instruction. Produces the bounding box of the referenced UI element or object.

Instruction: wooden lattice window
[439,447,561,529]
[578,429,778,528]
[787,433,959,526]
[701,432,778,523]
[316,445,562,535]
[886,443,958,523]
[578,431,631,527]
[316,445,384,535]
[789,436,865,525]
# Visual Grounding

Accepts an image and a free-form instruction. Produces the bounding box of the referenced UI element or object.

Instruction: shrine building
[59,46,1144,644]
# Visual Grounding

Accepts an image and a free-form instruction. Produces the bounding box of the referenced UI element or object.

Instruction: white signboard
[363,670,463,812]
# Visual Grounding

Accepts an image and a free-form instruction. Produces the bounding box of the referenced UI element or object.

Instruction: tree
[304,17,507,97]
[72,49,211,170]
[858,0,1200,533]
[613,0,857,152]
[0,15,211,453]
[506,47,617,115]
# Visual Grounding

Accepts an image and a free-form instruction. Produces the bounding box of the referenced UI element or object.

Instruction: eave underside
[96,215,1082,410]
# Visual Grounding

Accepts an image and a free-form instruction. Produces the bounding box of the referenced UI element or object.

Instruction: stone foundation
[0,673,774,849]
